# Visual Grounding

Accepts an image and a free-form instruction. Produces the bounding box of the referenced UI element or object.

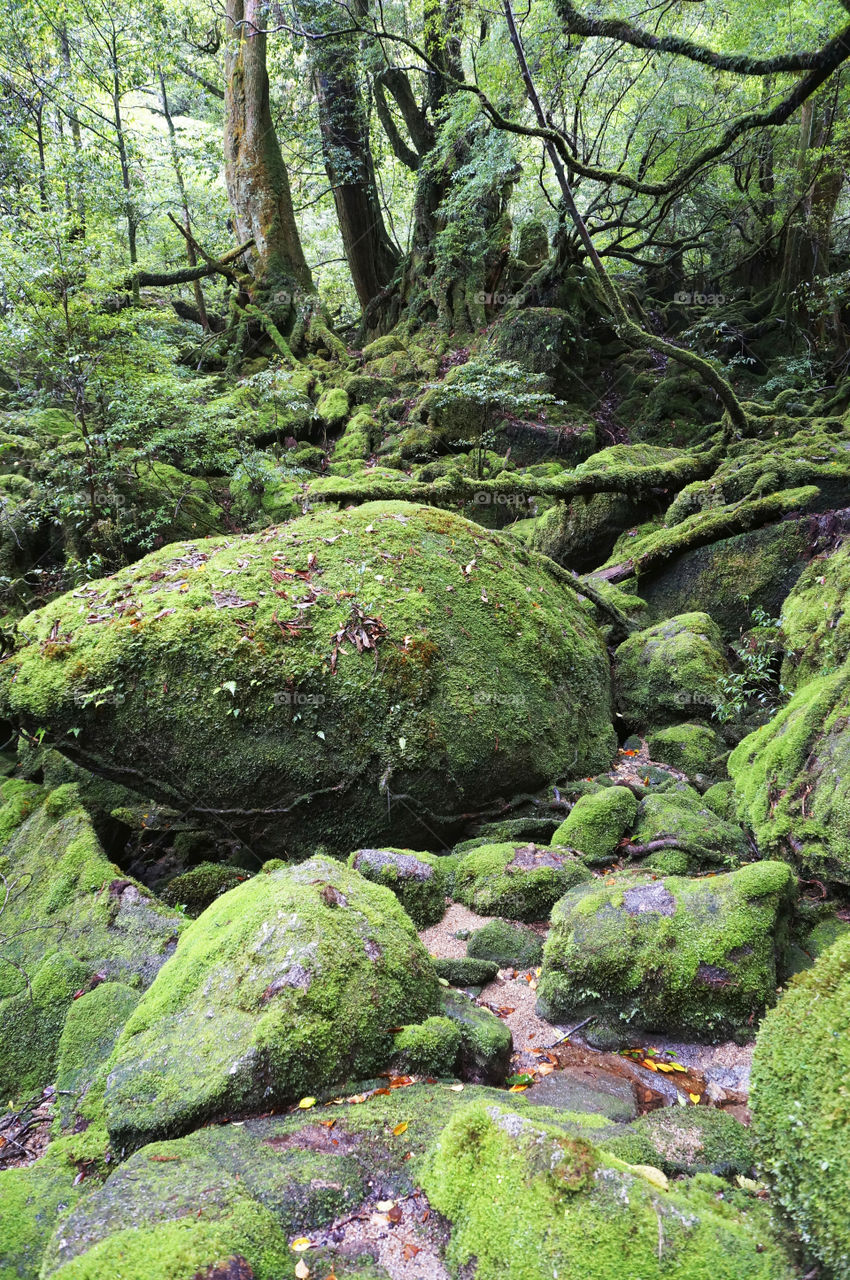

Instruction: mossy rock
[0,502,615,857]
[0,1145,83,1280]
[392,1016,462,1076]
[440,989,512,1084]
[55,981,140,1131]
[751,932,850,1277]
[602,1106,756,1177]
[452,842,591,920]
[160,862,252,917]
[780,540,850,688]
[637,519,814,640]
[422,1102,794,1280]
[433,956,499,987]
[551,787,638,864]
[702,779,737,821]
[39,1117,369,1280]
[646,721,725,778]
[361,334,406,362]
[467,919,544,969]
[614,612,728,728]
[315,386,350,429]
[102,856,441,1150]
[729,656,850,884]
[0,782,185,1100]
[348,847,446,928]
[479,308,578,392]
[631,784,749,873]
[537,861,795,1041]
[453,815,560,852]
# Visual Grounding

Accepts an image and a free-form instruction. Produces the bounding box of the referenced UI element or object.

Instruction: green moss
[315,385,350,428]
[452,842,591,920]
[432,956,499,987]
[703,780,737,821]
[780,541,850,687]
[161,862,252,917]
[1,502,615,857]
[422,1102,793,1280]
[348,847,447,927]
[361,335,406,362]
[614,612,729,728]
[729,656,850,884]
[0,785,183,1100]
[102,856,441,1151]
[466,919,543,969]
[331,409,377,465]
[551,787,637,864]
[537,861,795,1040]
[751,932,850,1276]
[55,982,139,1131]
[0,1145,83,1280]
[393,1016,462,1076]
[646,722,724,778]
[602,1107,756,1177]
[632,785,749,872]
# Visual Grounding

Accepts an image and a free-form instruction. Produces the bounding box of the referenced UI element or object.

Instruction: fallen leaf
[388,1204,403,1224]
[689,1092,701,1104]
[537,1063,555,1077]
[291,1238,313,1252]
[393,1121,409,1136]
[631,1164,669,1191]
[402,1244,421,1261]
[295,1260,310,1280]
[448,1083,464,1092]
[298,1097,317,1110]
[319,1119,336,1129]
[376,1200,395,1212]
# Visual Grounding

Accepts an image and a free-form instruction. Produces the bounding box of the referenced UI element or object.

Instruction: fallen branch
[121,238,254,290]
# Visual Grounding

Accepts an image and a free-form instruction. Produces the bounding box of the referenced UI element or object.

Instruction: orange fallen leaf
[641,1059,659,1072]
[403,1244,421,1261]
[319,1119,336,1129]
[393,1121,409,1136]
[509,1084,528,1092]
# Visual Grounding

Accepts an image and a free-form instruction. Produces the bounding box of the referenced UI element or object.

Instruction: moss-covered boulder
[780,540,850,687]
[630,785,749,873]
[392,1016,462,1076]
[55,982,140,1131]
[423,1102,793,1280]
[452,842,591,920]
[0,502,615,856]
[0,781,184,1100]
[440,989,513,1084]
[102,856,440,1150]
[750,932,850,1277]
[729,656,850,884]
[551,787,638,864]
[348,847,446,927]
[466,919,544,969]
[537,861,795,1040]
[0,1146,84,1280]
[646,722,725,778]
[614,611,729,728]
[160,862,251,917]
[39,1117,369,1280]
[602,1106,756,1177]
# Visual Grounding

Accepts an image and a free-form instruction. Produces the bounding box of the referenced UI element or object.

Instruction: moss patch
[551,787,638,864]
[452,842,591,920]
[614,612,728,728]
[466,919,543,968]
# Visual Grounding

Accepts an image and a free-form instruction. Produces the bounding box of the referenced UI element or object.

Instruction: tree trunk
[223,0,313,322]
[298,0,400,309]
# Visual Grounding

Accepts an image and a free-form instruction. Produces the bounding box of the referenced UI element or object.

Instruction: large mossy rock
[536,861,795,1040]
[780,540,850,688]
[0,781,184,1100]
[603,1106,756,1177]
[38,1118,368,1280]
[631,784,749,874]
[750,932,850,1278]
[0,502,615,855]
[102,856,441,1150]
[422,1102,794,1280]
[729,656,850,884]
[452,842,591,920]
[0,1146,84,1280]
[614,611,728,728]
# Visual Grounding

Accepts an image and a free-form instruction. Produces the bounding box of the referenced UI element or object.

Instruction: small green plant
[712,604,788,723]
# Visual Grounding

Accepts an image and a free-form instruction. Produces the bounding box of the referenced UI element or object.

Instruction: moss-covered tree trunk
[223,0,313,324]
